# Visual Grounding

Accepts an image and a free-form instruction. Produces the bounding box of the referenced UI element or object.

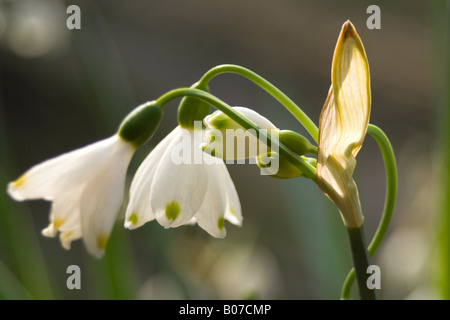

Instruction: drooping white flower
[125,126,242,238]
[7,135,135,257]
[202,106,277,160]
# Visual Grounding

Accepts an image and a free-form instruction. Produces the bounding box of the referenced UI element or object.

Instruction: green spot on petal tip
[128,213,138,225]
[165,202,180,221]
[97,234,108,251]
[217,216,225,230]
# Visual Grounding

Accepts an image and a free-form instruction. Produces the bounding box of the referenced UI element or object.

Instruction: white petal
[79,140,134,258]
[125,128,180,230]
[194,156,242,238]
[45,189,84,250]
[204,106,277,131]
[42,186,84,246]
[233,106,277,130]
[194,163,228,238]
[7,136,118,201]
[184,217,197,226]
[59,229,82,250]
[151,129,209,228]
[203,107,277,160]
[216,161,242,226]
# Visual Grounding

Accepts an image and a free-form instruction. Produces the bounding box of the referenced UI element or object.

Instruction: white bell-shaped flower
[7,135,134,257]
[125,126,242,238]
[202,106,277,160]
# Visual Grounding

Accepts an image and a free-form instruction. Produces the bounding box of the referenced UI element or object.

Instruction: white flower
[202,106,277,160]
[7,135,135,258]
[125,126,242,238]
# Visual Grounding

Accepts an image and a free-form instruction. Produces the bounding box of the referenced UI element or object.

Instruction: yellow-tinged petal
[331,20,371,158]
[53,217,65,230]
[12,174,26,188]
[97,234,108,251]
[317,21,371,228]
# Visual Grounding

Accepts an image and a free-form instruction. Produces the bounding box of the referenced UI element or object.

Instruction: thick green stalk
[156,88,317,180]
[198,64,319,142]
[346,226,378,300]
[341,124,397,299]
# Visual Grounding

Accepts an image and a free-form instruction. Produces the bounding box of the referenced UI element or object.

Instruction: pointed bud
[316,20,371,228]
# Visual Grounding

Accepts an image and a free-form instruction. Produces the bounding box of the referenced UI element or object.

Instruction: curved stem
[340,269,355,300]
[156,88,317,180]
[341,124,398,299]
[198,64,319,142]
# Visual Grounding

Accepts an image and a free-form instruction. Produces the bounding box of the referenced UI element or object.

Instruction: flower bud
[276,130,317,156]
[317,20,370,228]
[257,130,317,179]
[177,81,210,129]
[118,101,163,148]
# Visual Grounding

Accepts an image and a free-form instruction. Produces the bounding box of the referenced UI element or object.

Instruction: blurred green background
[0,0,448,300]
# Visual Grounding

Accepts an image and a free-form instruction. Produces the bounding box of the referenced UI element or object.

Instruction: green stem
[155,88,317,180]
[340,124,397,299]
[198,64,319,142]
[346,226,378,300]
